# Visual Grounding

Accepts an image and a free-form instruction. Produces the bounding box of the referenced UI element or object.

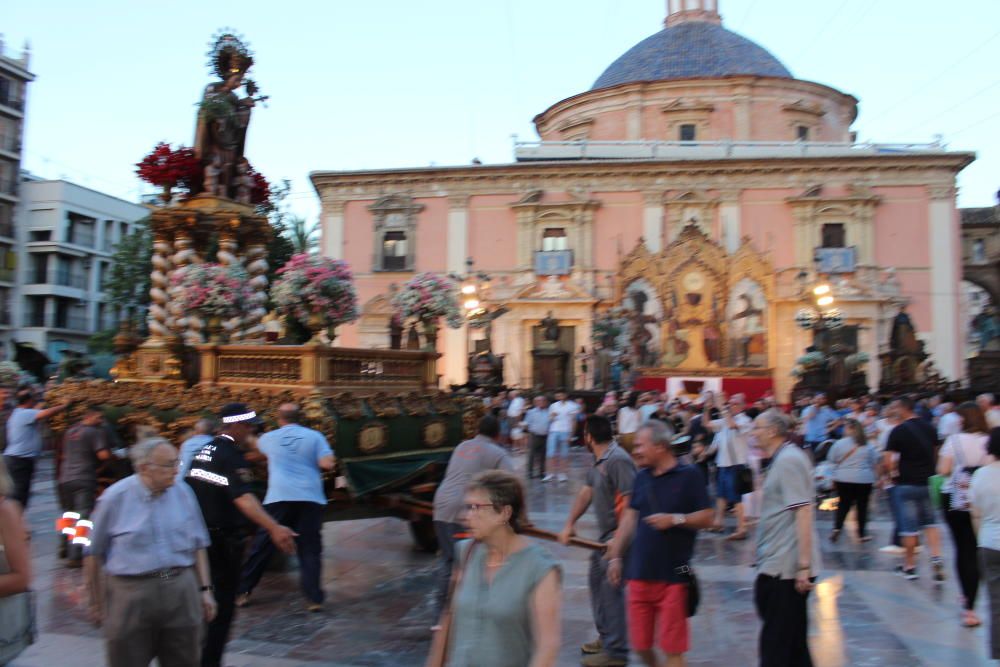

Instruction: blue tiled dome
[593,22,792,90]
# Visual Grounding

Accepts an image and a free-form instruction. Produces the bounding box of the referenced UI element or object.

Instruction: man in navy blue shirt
[607,420,713,667]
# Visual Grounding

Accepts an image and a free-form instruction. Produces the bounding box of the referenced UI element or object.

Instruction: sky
[5,0,1000,222]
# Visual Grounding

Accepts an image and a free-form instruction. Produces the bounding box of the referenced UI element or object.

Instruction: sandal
[962,611,982,628]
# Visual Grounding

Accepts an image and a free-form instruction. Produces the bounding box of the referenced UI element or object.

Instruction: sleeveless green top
[447,540,561,667]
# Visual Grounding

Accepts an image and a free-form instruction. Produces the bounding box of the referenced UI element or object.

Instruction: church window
[381,231,407,271]
[797,125,810,141]
[542,228,568,251]
[679,124,697,141]
[821,223,846,248]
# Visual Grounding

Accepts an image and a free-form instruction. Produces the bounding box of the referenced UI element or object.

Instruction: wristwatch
[200,585,214,592]
[671,513,686,525]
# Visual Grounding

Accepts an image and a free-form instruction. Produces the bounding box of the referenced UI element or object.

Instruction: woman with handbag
[0,457,33,665]
[426,470,562,667]
[829,419,879,543]
[937,402,991,628]
[970,427,1000,658]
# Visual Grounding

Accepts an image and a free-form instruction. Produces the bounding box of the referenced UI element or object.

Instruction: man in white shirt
[707,393,753,539]
[546,390,581,483]
[937,403,962,442]
[978,393,1000,431]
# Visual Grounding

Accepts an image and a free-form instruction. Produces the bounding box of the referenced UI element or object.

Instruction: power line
[865,25,1000,124]
[947,107,1000,140]
[795,0,853,62]
[736,0,760,30]
[894,76,1000,138]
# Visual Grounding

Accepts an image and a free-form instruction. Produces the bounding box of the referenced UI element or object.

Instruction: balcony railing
[0,98,24,112]
[196,345,439,394]
[513,139,953,162]
[67,230,95,248]
[53,315,90,331]
[29,270,88,289]
[0,222,14,238]
[0,178,18,197]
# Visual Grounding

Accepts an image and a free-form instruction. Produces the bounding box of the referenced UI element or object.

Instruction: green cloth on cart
[344,450,453,496]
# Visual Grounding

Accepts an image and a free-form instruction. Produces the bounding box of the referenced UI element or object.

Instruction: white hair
[757,409,793,438]
[978,393,996,407]
[130,438,176,467]
[638,419,675,448]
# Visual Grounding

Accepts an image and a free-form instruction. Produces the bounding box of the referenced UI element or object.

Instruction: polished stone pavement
[11,450,998,666]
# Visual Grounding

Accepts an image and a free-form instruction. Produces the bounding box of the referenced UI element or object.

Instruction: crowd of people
[0,382,999,665]
[429,387,1000,666]
[1,389,333,667]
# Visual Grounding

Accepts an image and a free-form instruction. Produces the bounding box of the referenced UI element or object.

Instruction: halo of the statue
[206,29,254,80]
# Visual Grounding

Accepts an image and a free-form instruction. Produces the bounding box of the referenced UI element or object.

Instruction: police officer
[186,403,297,667]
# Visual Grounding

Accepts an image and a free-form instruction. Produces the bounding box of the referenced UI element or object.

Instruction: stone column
[171,233,203,345]
[243,242,269,342]
[321,198,346,260]
[216,230,241,342]
[147,234,173,342]
[928,184,961,380]
[719,190,741,253]
[642,192,664,252]
[444,195,470,387]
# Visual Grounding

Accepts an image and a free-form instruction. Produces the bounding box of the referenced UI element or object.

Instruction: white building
[12,179,148,361]
[0,38,33,360]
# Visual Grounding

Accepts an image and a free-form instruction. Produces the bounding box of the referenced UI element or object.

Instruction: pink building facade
[313,1,972,400]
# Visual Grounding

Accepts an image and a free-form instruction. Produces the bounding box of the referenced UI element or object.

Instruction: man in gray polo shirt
[753,409,820,667]
[5,389,68,508]
[431,415,513,621]
[560,415,637,667]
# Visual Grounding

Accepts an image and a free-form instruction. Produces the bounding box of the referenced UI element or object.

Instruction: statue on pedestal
[540,311,560,348]
[194,33,266,200]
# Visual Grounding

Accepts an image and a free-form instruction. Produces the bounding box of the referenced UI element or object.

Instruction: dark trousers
[239,501,325,604]
[432,520,465,619]
[527,434,547,478]
[981,548,1000,659]
[588,550,628,659]
[203,531,248,667]
[942,493,980,610]
[754,574,813,667]
[4,455,35,509]
[834,482,873,537]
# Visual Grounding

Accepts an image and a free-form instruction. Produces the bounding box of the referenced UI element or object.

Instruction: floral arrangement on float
[169,263,253,342]
[270,253,359,344]
[390,273,463,350]
[135,142,201,202]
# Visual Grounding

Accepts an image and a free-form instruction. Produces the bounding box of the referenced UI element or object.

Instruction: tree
[103,217,152,329]
[287,215,320,255]
[265,179,296,282]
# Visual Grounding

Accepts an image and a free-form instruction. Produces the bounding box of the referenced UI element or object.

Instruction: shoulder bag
[723,426,754,496]
[950,435,986,512]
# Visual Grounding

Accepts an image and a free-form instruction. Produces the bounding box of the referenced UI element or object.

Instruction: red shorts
[626,580,689,654]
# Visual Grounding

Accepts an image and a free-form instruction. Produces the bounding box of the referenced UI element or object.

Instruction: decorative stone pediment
[664,190,719,241]
[511,276,595,302]
[782,100,826,118]
[511,190,601,273]
[661,98,716,115]
[785,186,881,267]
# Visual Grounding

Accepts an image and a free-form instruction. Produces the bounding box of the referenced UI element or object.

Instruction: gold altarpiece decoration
[614,223,774,375]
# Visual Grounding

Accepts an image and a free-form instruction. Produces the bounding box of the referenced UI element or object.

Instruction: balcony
[0,178,18,198]
[53,314,90,332]
[535,250,573,276]
[513,139,954,162]
[66,230,95,248]
[29,269,88,289]
[25,311,45,327]
[0,222,13,238]
[0,98,24,112]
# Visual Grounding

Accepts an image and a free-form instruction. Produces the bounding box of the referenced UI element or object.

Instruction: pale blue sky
[5,0,1000,222]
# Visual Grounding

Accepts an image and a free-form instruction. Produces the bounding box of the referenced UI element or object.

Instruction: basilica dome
[592,21,792,91]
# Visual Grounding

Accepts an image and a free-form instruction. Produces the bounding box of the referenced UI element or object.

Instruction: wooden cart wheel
[409,516,439,553]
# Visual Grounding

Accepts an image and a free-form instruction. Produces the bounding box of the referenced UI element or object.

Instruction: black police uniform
[185,434,255,667]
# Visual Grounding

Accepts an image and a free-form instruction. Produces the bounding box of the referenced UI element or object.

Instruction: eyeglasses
[149,460,181,469]
[463,503,496,514]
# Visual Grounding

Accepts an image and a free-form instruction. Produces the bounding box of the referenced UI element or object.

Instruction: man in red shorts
[607,420,713,666]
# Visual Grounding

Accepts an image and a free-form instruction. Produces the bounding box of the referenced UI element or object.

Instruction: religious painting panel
[662,262,724,370]
[622,278,663,368]
[726,278,767,367]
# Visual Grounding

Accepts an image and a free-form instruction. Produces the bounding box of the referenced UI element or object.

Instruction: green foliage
[265,179,296,282]
[87,330,116,354]
[287,215,320,255]
[104,217,152,327]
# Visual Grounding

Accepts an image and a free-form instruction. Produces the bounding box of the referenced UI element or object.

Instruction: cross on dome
[666,0,722,27]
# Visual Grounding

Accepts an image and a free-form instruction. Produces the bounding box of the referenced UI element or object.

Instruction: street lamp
[795,279,843,331]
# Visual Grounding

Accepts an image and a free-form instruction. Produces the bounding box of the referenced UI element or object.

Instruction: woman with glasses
[427,470,562,667]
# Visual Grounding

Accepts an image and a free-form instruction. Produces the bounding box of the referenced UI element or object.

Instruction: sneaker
[895,565,918,580]
[542,474,555,482]
[306,601,323,613]
[558,474,568,483]
[580,652,628,667]
[879,545,905,554]
[581,639,602,654]
[932,558,946,582]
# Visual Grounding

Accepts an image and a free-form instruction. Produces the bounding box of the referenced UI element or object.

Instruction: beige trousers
[104,567,202,667]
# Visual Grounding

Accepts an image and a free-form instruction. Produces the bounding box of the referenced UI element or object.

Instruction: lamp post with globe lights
[454,258,508,388]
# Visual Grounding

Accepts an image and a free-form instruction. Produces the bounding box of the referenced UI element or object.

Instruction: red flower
[136,142,201,190]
